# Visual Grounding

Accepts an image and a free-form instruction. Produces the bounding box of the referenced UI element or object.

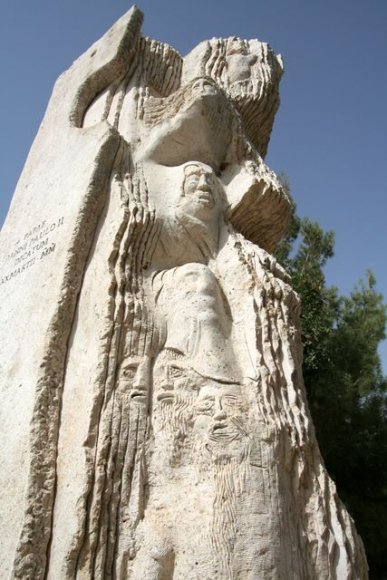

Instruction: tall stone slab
[0,7,368,579]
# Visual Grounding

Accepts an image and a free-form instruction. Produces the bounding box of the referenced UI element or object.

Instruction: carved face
[225,40,258,85]
[152,357,200,451]
[180,162,218,219]
[154,360,199,406]
[118,357,150,406]
[194,383,246,443]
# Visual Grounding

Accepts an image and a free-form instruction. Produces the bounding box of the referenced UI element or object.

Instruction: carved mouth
[196,193,214,207]
[130,390,146,401]
[157,392,174,402]
[212,422,228,432]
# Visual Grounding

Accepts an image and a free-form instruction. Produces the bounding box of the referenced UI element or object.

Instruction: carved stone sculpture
[0,7,368,579]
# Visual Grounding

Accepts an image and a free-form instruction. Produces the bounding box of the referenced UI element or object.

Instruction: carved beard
[192,429,252,578]
[152,393,196,467]
[193,419,251,470]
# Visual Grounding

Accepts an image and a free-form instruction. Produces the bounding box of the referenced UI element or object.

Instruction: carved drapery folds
[11,6,367,580]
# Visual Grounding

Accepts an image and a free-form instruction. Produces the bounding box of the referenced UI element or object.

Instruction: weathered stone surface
[0,6,367,579]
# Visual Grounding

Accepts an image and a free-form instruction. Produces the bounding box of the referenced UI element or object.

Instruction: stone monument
[0,7,368,579]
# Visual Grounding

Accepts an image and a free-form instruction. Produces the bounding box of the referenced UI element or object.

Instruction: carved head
[178,162,221,220]
[117,356,151,406]
[224,38,258,85]
[183,37,283,157]
[152,353,249,465]
[155,359,194,404]
[194,382,247,444]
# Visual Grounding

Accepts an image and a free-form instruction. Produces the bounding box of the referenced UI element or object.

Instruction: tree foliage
[276,188,387,579]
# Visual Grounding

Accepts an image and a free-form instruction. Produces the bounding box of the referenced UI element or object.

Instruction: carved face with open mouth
[152,356,201,445]
[118,356,151,406]
[154,358,199,406]
[194,383,247,443]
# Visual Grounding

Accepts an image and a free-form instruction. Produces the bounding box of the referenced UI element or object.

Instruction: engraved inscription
[1,217,64,285]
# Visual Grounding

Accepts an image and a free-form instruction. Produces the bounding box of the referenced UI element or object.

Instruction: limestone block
[0,6,368,579]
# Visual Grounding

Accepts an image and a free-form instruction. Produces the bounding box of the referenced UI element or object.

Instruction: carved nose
[133,377,146,391]
[160,378,174,391]
[213,403,227,421]
[198,174,210,189]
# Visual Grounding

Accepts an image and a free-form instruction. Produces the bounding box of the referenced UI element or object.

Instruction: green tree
[276,194,387,579]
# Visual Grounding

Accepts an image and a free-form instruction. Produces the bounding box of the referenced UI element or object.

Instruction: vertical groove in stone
[71,161,158,579]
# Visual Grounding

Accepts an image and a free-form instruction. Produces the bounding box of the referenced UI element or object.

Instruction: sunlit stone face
[179,162,219,220]
[225,40,258,85]
[154,360,194,406]
[194,382,246,443]
[118,356,150,406]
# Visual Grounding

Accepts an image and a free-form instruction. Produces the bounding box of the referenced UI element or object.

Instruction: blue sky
[1,0,386,367]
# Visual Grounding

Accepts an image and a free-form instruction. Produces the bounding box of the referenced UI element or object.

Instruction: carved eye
[168,365,184,379]
[122,364,138,379]
[196,399,214,414]
[184,175,199,190]
[222,395,240,410]
[187,175,198,182]
[223,395,237,405]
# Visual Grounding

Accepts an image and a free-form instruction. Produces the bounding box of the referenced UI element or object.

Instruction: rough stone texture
[0,7,368,579]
